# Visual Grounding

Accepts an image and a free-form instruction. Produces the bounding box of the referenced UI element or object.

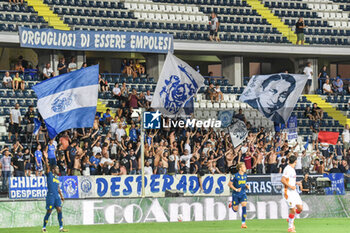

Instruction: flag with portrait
[228,119,248,148]
[239,73,308,124]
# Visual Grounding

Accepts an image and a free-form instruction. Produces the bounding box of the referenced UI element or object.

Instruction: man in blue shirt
[228,162,250,229]
[46,139,57,167]
[89,152,101,175]
[42,153,68,232]
[35,144,43,177]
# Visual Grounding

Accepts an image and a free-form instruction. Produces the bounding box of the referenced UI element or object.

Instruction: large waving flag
[151,52,205,117]
[318,131,339,145]
[32,65,99,138]
[239,73,308,124]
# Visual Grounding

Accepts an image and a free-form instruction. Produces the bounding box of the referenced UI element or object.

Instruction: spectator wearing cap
[333,76,343,94]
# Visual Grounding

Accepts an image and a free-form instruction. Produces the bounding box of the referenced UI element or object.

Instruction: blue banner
[323,173,345,195]
[287,116,298,140]
[18,27,174,53]
[9,176,79,199]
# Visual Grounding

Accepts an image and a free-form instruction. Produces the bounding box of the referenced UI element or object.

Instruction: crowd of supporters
[1,60,350,194]
[1,100,350,189]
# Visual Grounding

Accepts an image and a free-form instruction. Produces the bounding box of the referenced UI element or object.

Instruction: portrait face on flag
[240,74,307,124]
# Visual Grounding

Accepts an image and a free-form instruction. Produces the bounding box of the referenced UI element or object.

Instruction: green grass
[1,218,349,233]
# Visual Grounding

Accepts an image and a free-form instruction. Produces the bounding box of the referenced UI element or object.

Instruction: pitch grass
[1,218,349,233]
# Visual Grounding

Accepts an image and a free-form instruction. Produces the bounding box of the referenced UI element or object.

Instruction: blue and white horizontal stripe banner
[32,65,99,138]
[18,27,174,53]
[37,85,98,119]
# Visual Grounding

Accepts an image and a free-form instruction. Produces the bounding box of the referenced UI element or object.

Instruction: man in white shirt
[109,116,119,136]
[42,63,55,79]
[322,79,333,95]
[303,62,313,94]
[9,103,21,142]
[68,57,77,72]
[112,83,121,99]
[145,90,153,108]
[342,124,349,155]
[99,153,114,174]
[92,141,102,156]
[180,149,192,170]
[115,123,126,142]
[2,71,12,88]
[281,156,303,232]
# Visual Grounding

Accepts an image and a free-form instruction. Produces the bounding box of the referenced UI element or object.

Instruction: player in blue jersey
[42,152,68,232]
[228,162,250,229]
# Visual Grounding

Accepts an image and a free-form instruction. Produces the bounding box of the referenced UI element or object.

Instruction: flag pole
[140,108,145,198]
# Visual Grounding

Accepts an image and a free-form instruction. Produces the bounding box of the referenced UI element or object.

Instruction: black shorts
[307,80,312,86]
[68,160,74,169]
[210,30,218,36]
[9,123,19,134]
[197,169,206,177]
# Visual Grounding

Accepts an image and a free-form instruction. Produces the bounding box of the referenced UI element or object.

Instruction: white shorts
[283,190,302,209]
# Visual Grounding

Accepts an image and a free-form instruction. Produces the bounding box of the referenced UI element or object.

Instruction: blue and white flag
[287,116,298,140]
[239,73,308,124]
[151,52,205,117]
[32,65,99,138]
[33,118,41,135]
[228,119,248,148]
[218,110,234,128]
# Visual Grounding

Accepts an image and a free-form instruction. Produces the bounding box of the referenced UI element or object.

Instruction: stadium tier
[0,70,348,150]
[0,0,350,45]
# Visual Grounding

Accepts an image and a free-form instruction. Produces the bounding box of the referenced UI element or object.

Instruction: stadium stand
[0,0,350,45]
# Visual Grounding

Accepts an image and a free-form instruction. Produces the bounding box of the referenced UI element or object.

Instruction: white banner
[78,174,230,198]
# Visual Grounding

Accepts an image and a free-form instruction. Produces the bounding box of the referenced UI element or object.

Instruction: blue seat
[1,99,9,106]
[3,108,10,115]
[138,85,145,92]
[148,77,154,84]
[25,100,33,106]
[20,108,26,115]
[7,91,14,97]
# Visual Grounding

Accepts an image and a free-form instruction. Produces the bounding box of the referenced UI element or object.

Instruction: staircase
[304,94,350,126]
[26,0,70,30]
[245,0,299,44]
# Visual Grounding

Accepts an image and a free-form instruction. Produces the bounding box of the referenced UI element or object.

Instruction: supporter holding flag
[32,65,99,139]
